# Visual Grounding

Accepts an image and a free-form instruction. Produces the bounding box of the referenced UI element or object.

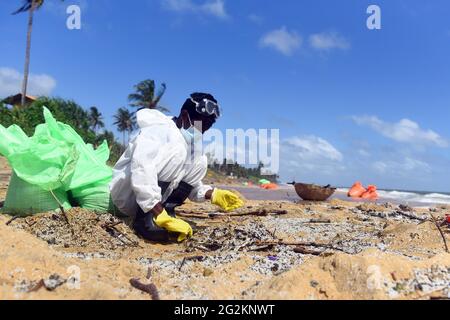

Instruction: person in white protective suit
[110,93,244,242]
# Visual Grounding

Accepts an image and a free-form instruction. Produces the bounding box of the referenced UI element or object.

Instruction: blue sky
[1,0,449,192]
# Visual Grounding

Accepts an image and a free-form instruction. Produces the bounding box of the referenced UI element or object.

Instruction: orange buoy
[261,183,278,190]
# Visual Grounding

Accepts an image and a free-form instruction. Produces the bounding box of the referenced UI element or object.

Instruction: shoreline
[216,184,450,209]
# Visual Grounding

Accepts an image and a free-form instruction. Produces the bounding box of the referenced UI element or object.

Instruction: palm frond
[13,0,45,14]
[128,79,168,110]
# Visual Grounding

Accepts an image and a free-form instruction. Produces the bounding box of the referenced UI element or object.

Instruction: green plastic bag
[41,107,112,191]
[3,171,71,216]
[0,123,77,191]
[0,107,113,214]
[0,107,112,192]
[70,181,111,212]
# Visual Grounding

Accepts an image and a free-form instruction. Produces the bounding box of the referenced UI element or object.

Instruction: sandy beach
[1,157,450,300]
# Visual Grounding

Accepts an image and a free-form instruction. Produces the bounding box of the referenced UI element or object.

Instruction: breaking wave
[337,188,450,205]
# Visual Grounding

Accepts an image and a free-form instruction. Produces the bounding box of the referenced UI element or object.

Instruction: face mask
[180,113,202,144]
[181,126,203,161]
[180,126,195,144]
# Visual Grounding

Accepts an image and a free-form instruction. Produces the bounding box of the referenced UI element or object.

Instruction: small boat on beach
[292,182,336,201]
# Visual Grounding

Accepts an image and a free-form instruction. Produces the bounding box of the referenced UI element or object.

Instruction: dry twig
[303,218,332,224]
[129,278,160,300]
[254,240,346,252]
[101,221,123,229]
[179,255,205,271]
[27,279,45,293]
[177,209,288,219]
[429,213,449,253]
[293,246,323,255]
[49,189,74,235]
[102,224,139,247]
[5,215,20,226]
[395,211,427,222]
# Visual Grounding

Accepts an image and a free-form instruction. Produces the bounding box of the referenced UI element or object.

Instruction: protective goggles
[190,97,222,118]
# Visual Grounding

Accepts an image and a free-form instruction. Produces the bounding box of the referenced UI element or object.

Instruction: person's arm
[150,202,164,216]
[184,157,244,211]
[185,156,214,202]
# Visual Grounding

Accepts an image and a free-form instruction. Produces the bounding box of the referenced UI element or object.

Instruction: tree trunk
[21,0,37,107]
[122,131,125,147]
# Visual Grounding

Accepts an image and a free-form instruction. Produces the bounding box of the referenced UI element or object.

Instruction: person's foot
[133,210,169,242]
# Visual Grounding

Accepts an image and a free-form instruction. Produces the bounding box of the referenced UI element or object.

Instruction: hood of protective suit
[136,109,174,129]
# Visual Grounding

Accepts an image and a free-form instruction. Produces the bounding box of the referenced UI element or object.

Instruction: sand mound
[254,249,450,300]
[0,213,148,300]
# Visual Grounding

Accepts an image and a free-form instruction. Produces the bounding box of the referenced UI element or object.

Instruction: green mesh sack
[0,107,112,215]
[70,180,111,212]
[3,171,71,216]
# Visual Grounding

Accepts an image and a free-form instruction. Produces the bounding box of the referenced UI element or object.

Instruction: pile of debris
[8,208,139,251]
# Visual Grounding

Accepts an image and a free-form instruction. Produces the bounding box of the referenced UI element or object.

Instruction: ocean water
[222,185,450,207]
[337,188,450,206]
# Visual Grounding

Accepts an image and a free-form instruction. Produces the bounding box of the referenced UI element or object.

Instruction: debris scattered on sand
[7,208,139,251]
[187,221,276,253]
[250,246,303,275]
[42,274,67,291]
[1,161,450,301]
[16,274,67,293]
[390,266,450,299]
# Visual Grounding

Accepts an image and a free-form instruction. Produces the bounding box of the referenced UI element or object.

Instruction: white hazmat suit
[109,109,213,217]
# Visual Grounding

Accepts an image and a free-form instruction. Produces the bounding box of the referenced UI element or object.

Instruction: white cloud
[280,135,344,179]
[283,135,343,162]
[201,0,227,18]
[163,0,192,11]
[260,27,302,56]
[373,158,431,174]
[0,67,56,98]
[162,0,228,19]
[309,31,350,51]
[352,115,448,148]
[358,149,371,157]
[248,14,264,25]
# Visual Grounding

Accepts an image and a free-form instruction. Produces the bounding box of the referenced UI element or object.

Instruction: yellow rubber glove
[211,189,244,212]
[154,210,193,242]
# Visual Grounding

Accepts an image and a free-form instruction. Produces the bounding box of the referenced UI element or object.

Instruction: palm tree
[88,106,105,134]
[128,80,168,113]
[13,1,51,106]
[113,108,134,147]
[13,0,64,107]
[95,129,115,150]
